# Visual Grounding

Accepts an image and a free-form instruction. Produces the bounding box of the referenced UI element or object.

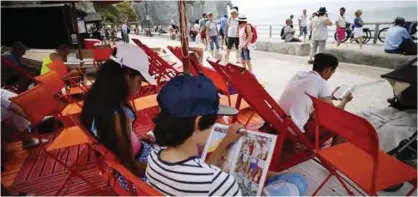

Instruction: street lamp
[144,1,152,37]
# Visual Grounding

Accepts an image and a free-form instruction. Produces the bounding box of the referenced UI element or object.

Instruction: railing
[254,22,395,44]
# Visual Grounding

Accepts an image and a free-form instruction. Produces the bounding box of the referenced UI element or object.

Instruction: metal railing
[254,22,394,44]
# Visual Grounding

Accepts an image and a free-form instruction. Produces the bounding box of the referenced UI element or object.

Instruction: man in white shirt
[335,7,347,46]
[279,53,352,144]
[1,89,48,148]
[298,9,308,42]
[308,7,332,64]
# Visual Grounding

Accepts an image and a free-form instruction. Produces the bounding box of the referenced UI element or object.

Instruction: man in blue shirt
[218,15,228,48]
[1,42,33,91]
[121,23,130,43]
[384,17,417,55]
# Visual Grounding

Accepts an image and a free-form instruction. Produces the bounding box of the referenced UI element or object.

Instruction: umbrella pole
[71,2,83,60]
[178,0,189,74]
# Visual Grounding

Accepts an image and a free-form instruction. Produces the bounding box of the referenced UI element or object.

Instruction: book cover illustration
[201,123,277,196]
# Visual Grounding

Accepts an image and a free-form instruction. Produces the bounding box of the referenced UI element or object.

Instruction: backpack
[245,24,258,44]
[280,27,285,39]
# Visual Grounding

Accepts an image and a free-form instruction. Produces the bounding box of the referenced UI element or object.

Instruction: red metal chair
[1,57,34,93]
[307,94,417,196]
[63,114,162,196]
[9,84,104,195]
[92,47,113,67]
[47,60,92,95]
[206,58,333,173]
[131,38,179,86]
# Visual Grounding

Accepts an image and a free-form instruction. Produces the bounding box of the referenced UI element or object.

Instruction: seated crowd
[1,39,414,196]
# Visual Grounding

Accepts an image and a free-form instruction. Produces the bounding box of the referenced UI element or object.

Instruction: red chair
[92,47,113,67]
[206,58,331,172]
[307,94,417,196]
[10,84,104,195]
[1,57,34,93]
[65,114,162,196]
[47,60,92,94]
[131,38,179,86]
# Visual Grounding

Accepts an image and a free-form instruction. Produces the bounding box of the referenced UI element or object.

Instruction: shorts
[227,37,239,49]
[117,141,155,191]
[300,26,308,35]
[220,29,225,38]
[336,27,346,41]
[200,31,206,39]
[353,27,363,38]
[240,48,251,61]
[209,36,220,50]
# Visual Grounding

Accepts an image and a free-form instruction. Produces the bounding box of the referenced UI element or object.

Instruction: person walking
[225,9,240,63]
[218,15,228,49]
[121,22,130,43]
[238,15,254,73]
[351,9,364,49]
[308,7,332,64]
[335,7,347,46]
[298,9,308,42]
[206,12,220,58]
[199,13,209,50]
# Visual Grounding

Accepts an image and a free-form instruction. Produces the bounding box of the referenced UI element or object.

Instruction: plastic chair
[93,47,113,67]
[206,59,329,172]
[307,94,417,196]
[131,38,178,86]
[9,84,104,195]
[65,115,162,196]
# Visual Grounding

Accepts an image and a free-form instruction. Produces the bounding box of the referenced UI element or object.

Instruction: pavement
[128,34,394,114]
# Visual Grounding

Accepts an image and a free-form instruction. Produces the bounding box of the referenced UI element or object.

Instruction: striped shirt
[146,149,241,196]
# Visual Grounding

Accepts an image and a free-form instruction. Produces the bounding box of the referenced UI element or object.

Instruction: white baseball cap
[110,43,157,85]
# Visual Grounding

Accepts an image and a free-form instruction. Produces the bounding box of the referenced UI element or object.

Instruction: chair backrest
[34,71,66,94]
[68,115,162,196]
[47,60,68,78]
[93,47,113,62]
[307,94,379,159]
[1,57,34,80]
[167,46,230,95]
[10,84,61,125]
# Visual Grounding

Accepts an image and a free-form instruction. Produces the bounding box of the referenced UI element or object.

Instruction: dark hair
[238,20,247,25]
[394,17,405,26]
[202,13,207,17]
[57,44,69,51]
[80,54,144,176]
[153,113,217,147]
[313,53,339,72]
[340,7,346,11]
[233,6,239,11]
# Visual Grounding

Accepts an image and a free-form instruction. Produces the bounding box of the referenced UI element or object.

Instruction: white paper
[333,84,355,100]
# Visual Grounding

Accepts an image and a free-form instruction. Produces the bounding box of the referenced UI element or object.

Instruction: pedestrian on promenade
[308,7,332,64]
[335,7,347,46]
[206,12,220,58]
[225,9,240,63]
[199,13,209,50]
[351,9,364,49]
[298,9,309,42]
[121,22,130,43]
[218,14,228,49]
[283,19,301,42]
[238,15,254,73]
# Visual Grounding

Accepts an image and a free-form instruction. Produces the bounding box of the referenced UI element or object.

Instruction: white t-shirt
[310,16,329,40]
[228,18,239,38]
[299,14,308,27]
[278,71,331,132]
[146,149,241,196]
[336,15,346,28]
[1,88,15,110]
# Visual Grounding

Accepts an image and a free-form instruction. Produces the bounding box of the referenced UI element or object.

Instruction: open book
[201,123,277,196]
[332,84,355,100]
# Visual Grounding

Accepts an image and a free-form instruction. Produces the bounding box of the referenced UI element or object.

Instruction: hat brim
[217,104,239,116]
[140,70,157,85]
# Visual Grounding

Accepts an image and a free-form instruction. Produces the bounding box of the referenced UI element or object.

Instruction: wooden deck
[1,107,416,196]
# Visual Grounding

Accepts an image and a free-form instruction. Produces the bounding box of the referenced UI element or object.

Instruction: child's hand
[222,123,245,146]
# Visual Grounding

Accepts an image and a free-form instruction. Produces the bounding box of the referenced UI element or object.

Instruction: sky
[230,0,417,24]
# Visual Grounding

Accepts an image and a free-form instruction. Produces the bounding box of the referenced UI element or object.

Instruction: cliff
[132,1,233,26]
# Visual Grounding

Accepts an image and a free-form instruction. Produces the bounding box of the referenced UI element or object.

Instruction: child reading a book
[146,74,243,196]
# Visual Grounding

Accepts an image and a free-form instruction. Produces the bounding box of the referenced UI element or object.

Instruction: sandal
[22,138,49,149]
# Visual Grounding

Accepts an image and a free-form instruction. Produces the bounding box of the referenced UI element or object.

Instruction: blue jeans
[209,36,220,50]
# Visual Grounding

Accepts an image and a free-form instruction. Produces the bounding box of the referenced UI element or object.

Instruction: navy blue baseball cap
[157,74,238,117]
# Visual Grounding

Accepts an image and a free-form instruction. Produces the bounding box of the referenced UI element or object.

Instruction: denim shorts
[209,36,220,50]
[240,48,251,61]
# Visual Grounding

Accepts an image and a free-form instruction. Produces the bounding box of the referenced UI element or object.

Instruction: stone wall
[132,1,233,26]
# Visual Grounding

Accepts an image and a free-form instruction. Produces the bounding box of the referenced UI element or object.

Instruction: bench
[255,39,311,56]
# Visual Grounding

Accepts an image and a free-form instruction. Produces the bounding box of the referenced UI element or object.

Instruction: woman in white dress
[351,9,364,49]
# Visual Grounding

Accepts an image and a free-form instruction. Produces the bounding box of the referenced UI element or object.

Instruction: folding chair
[34,71,84,116]
[1,57,34,93]
[206,59,330,172]
[64,115,162,196]
[47,60,92,95]
[92,47,113,67]
[131,38,179,86]
[9,84,104,195]
[308,94,417,196]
